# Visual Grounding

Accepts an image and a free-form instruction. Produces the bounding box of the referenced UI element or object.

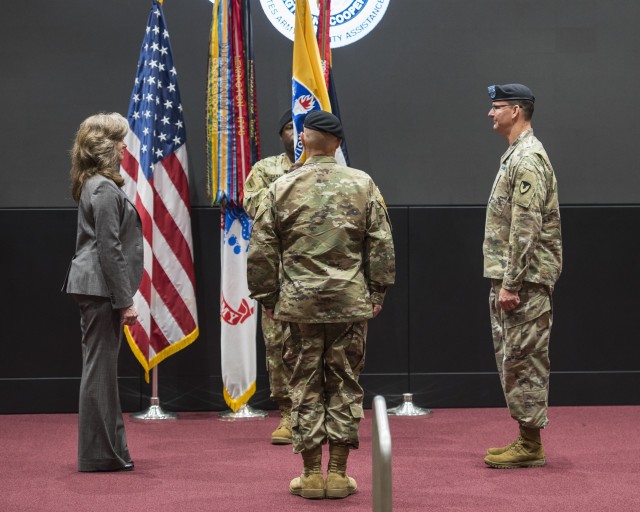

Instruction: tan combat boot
[289,446,324,499]
[325,444,358,499]
[484,426,545,468]
[486,432,524,456]
[271,402,292,445]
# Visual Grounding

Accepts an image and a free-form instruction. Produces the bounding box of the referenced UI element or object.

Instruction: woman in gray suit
[64,112,143,472]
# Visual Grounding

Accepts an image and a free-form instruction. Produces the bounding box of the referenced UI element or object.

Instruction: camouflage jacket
[483,129,562,290]
[247,155,396,323]
[243,153,292,219]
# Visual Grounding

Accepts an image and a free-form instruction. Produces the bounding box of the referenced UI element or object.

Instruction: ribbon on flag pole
[316,0,331,87]
[207,0,261,412]
[120,0,199,382]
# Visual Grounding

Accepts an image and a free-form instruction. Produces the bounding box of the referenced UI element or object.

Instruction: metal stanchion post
[387,392,432,417]
[373,395,392,512]
[130,366,178,420]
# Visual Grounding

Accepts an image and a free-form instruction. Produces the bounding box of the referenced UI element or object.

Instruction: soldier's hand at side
[372,304,382,317]
[498,288,520,312]
[265,308,275,320]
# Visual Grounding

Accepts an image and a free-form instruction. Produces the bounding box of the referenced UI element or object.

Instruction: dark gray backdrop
[2,0,640,207]
[1,0,639,414]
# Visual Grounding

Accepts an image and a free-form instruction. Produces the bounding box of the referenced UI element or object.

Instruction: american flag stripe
[150,322,167,353]
[121,0,198,379]
[152,180,195,288]
[161,151,191,214]
[151,252,196,332]
[154,148,191,230]
[150,227,195,310]
[138,271,152,318]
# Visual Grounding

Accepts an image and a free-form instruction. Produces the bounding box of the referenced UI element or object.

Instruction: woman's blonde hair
[70,112,129,202]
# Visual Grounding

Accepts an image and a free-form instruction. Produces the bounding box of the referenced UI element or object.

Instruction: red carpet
[1,406,638,511]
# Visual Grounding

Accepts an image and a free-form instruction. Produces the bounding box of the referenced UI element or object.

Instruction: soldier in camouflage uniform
[243,110,295,445]
[483,84,562,469]
[247,110,395,499]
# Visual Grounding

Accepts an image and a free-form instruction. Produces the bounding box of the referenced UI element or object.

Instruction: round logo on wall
[259,0,390,48]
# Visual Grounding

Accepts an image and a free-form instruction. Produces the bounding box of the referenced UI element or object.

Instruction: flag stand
[387,393,432,417]
[219,404,267,421]
[130,366,178,421]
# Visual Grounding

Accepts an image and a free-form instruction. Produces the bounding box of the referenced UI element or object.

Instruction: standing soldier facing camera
[243,110,296,445]
[483,84,562,469]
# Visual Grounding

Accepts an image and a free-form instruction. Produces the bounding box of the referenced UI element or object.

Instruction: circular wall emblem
[259,0,390,48]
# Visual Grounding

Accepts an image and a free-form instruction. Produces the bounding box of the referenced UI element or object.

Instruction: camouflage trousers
[287,321,367,453]
[261,307,294,404]
[489,280,553,429]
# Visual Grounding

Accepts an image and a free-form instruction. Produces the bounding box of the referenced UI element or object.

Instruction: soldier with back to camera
[247,110,395,498]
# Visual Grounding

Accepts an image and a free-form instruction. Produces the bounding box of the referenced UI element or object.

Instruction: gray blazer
[64,175,143,309]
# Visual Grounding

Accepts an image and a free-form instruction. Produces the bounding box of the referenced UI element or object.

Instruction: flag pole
[130,366,178,420]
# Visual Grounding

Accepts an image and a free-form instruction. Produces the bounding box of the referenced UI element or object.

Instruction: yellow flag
[292,0,332,161]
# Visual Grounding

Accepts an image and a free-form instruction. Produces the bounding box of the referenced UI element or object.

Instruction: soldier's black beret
[278,109,292,134]
[487,84,535,103]
[303,110,343,139]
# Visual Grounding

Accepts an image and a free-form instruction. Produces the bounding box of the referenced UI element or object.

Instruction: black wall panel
[1,206,638,414]
[406,207,500,408]
[408,207,492,374]
[551,207,639,371]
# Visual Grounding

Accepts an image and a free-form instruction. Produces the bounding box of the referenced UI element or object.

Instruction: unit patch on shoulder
[514,170,537,208]
[519,181,531,195]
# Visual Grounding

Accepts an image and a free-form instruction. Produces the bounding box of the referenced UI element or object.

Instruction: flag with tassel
[206,0,261,412]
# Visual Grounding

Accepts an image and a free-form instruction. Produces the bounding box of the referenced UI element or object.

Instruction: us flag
[120,0,198,381]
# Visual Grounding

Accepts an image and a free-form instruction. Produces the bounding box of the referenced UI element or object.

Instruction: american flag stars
[127,7,184,179]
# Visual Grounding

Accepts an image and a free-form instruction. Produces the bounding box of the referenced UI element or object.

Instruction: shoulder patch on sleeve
[514,169,538,208]
[244,172,258,193]
[254,185,276,222]
[375,187,387,210]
